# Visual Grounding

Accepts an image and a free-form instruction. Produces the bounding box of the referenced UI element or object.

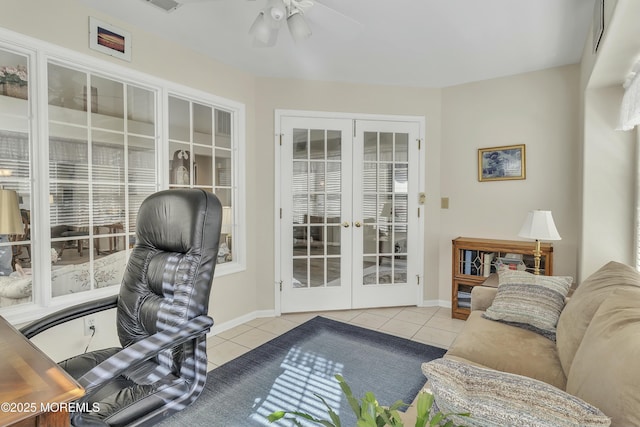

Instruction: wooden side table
[0,316,84,426]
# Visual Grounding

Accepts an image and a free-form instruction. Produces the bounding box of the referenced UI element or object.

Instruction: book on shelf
[464,250,472,275]
[457,290,472,308]
[482,252,495,277]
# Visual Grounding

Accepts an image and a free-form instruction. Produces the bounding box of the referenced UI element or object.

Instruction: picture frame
[89,17,131,62]
[478,144,526,182]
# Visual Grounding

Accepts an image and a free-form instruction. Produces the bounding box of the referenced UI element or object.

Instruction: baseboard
[208,302,454,337]
[208,309,277,336]
[419,299,451,308]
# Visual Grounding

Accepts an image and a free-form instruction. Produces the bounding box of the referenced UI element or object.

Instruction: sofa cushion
[556,261,640,376]
[482,270,572,341]
[566,287,640,427]
[422,358,610,427]
[445,311,567,390]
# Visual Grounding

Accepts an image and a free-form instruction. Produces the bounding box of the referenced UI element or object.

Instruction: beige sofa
[420,261,640,426]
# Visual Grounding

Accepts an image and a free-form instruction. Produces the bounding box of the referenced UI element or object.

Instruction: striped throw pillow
[422,358,610,427]
[482,270,572,341]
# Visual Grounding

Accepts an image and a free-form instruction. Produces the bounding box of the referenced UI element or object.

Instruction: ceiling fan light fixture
[267,0,287,22]
[287,8,312,42]
[249,12,278,46]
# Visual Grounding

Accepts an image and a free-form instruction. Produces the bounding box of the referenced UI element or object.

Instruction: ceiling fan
[143,0,360,47]
[249,0,313,47]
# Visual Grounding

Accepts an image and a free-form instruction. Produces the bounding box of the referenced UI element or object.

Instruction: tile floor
[206,305,465,371]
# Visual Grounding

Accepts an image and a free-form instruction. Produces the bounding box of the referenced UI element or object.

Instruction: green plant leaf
[267,411,286,422]
[336,374,362,417]
[313,392,342,427]
[267,409,334,426]
[387,399,408,411]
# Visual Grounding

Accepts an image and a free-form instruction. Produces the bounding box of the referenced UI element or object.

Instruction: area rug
[158,315,446,427]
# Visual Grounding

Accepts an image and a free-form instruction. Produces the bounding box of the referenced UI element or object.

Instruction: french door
[278,113,423,313]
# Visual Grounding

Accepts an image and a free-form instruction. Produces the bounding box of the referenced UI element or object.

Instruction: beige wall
[440,65,581,300]
[578,0,640,280]
[254,79,443,305]
[1,0,260,360]
[1,0,592,360]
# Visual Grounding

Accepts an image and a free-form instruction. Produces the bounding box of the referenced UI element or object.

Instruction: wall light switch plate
[441,197,449,209]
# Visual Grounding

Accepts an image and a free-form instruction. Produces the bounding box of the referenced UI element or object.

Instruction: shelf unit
[451,237,554,320]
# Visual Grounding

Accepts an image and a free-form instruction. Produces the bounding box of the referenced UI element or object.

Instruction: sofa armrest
[470,286,497,312]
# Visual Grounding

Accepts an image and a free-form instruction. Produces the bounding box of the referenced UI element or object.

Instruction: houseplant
[267,374,468,427]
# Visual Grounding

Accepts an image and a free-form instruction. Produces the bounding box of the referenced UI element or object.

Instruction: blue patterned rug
[159,315,446,427]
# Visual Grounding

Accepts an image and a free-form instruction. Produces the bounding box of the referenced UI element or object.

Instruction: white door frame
[274,109,426,315]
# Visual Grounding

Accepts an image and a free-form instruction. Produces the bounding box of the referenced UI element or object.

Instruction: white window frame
[0,28,246,325]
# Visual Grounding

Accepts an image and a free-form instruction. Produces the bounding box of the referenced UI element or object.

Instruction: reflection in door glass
[362,132,409,286]
[291,128,342,289]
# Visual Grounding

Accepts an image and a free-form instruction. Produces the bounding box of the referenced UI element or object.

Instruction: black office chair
[21,189,222,426]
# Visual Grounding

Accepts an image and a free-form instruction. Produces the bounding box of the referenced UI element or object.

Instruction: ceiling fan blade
[306,0,364,39]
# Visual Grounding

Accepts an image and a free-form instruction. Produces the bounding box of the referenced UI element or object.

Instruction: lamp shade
[0,189,23,234]
[518,210,561,241]
[221,206,232,235]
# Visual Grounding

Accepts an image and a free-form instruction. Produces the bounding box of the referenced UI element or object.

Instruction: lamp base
[533,239,542,275]
[0,235,13,276]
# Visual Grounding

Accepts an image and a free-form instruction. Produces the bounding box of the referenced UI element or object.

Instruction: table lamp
[518,210,561,275]
[0,189,24,275]
[221,206,232,250]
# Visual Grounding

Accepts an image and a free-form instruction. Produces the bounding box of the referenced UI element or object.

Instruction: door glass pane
[310,258,324,287]
[291,127,343,290]
[362,131,409,286]
[293,128,307,159]
[363,132,377,161]
[293,162,308,193]
[310,129,324,160]
[380,132,393,161]
[327,258,340,286]
[395,133,408,162]
[293,259,307,288]
[363,256,377,284]
[327,131,341,160]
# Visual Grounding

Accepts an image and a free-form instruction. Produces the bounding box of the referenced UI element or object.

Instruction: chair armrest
[20,295,118,339]
[78,315,213,397]
[470,286,498,312]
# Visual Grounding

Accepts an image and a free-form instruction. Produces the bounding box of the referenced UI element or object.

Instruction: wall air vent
[145,0,181,12]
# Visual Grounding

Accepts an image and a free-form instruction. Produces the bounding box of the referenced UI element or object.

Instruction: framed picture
[478,144,526,182]
[89,17,131,62]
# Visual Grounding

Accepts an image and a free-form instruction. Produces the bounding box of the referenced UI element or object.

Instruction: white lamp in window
[0,189,24,275]
[518,210,561,275]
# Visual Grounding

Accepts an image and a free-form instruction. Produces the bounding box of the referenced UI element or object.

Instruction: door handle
[354,221,362,228]
[341,221,350,228]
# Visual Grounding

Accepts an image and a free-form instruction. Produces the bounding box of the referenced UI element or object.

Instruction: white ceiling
[79,0,597,88]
